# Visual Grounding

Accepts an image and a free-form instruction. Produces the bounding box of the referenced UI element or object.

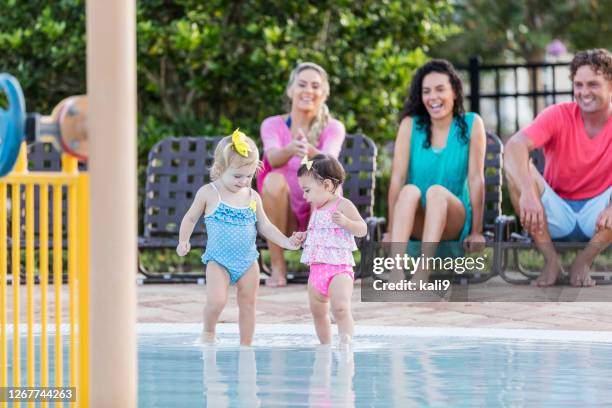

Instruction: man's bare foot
[569,260,596,287]
[531,257,562,287]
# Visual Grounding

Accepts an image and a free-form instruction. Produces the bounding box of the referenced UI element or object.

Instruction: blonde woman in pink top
[257,62,346,287]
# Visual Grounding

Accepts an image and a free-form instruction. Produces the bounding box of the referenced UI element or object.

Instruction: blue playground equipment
[0,73,88,177]
[0,73,26,176]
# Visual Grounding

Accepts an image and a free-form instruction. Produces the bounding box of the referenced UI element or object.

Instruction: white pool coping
[139,323,612,343]
[7,323,612,343]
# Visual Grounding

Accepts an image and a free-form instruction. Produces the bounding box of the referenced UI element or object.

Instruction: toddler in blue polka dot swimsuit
[201,183,259,284]
[177,130,301,345]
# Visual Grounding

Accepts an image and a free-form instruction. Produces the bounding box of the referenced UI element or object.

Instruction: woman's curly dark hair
[399,59,469,148]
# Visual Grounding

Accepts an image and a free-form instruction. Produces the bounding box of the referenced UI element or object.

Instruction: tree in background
[0,2,86,109]
[1,0,458,152]
[1,0,459,225]
[429,0,610,217]
[432,0,611,64]
[136,0,458,152]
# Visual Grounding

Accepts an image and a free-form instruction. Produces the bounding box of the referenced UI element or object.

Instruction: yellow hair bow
[231,128,252,157]
[300,155,313,170]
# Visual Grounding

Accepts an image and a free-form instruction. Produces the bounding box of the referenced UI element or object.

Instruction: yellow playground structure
[0,146,89,408]
[1,1,137,406]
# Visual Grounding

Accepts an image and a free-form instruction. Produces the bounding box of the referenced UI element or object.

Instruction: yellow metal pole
[53,184,63,407]
[62,154,78,174]
[39,184,49,408]
[76,174,90,408]
[11,182,21,403]
[25,183,35,401]
[68,175,77,392]
[0,183,8,408]
[87,0,137,406]
[14,143,27,173]
[11,144,26,408]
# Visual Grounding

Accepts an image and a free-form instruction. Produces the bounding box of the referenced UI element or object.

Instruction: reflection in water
[389,343,443,406]
[202,346,261,408]
[331,348,356,407]
[308,346,332,406]
[237,347,260,407]
[308,346,355,408]
[135,334,612,407]
[201,345,354,407]
[202,346,230,407]
[390,345,410,406]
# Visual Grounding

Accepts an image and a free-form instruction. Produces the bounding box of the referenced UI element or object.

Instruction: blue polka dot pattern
[201,201,259,284]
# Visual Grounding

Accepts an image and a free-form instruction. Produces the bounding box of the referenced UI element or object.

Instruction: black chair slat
[483,132,503,229]
[140,134,378,247]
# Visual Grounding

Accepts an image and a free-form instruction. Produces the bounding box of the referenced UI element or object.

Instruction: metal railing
[0,143,89,408]
[458,56,573,138]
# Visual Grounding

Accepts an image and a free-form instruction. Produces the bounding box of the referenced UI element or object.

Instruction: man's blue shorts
[541,183,612,242]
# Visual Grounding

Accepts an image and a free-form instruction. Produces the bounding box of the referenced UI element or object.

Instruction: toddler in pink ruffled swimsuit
[293,153,367,346]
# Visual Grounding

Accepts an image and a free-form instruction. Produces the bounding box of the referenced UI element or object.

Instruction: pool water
[138,331,612,407]
[6,328,612,407]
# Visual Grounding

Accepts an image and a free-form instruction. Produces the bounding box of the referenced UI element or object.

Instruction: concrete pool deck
[6,277,612,331]
[136,277,612,331]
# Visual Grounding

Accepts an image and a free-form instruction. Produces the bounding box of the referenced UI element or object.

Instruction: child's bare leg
[308,284,331,344]
[236,262,260,346]
[204,262,230,342]
[328,274,354,344]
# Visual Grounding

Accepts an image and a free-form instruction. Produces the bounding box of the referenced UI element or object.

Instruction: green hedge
[1,1,459,221]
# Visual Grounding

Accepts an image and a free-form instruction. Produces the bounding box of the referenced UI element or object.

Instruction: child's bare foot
[339,333,352,344]
[338,334,352,350]
[531,257,562,287]
[569,260,596,287]
[199,331,219,344]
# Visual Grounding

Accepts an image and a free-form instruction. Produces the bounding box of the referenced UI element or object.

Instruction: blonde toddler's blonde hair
[210,133,261,180]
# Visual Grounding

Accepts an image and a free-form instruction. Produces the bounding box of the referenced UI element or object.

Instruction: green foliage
[1,0,459,223]
[135,0,458,150]
[432,0,611,64]
[564,1,612,51]
[0,1,86,112]
[0,1,459,146]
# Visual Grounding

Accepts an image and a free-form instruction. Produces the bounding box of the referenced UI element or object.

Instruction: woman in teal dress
[386,59,487,282]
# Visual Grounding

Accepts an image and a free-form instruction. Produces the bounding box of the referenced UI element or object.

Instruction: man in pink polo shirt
[504,49,612,287]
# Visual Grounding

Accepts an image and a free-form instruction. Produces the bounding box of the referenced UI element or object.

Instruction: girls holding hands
[296,154,367,346]
[176,130,301,346]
